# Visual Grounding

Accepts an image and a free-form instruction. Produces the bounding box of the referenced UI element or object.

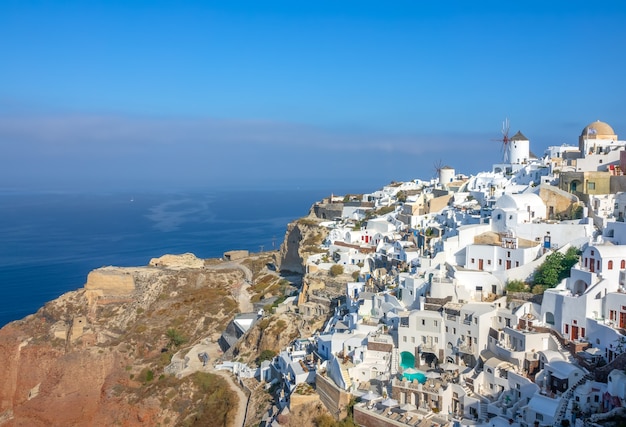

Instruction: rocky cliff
[0,254,247,426]
[276,217,328,275]
[0,199,332,427]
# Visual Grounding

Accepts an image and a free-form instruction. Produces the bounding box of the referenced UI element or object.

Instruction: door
[571,325,579,340]
[506,260,511,270]
[620,312,626,328]
[478,259,484,271]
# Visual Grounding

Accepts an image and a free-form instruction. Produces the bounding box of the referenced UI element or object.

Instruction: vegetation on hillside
[329,265,344,277]
[532,247,581,292]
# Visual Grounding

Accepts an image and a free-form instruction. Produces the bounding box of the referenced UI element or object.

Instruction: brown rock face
[232,313,302,364]
[0,323,162,426]
[0,261,244,426]
[276,219,328,275]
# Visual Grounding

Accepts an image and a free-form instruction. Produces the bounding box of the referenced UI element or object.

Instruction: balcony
[419,342,438,354]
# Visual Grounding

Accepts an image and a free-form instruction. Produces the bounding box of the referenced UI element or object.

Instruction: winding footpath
[204,259,254,426]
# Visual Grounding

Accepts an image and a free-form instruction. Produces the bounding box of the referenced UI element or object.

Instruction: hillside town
[216,120,626,427]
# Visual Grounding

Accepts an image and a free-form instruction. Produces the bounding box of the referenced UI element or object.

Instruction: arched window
[609,260,614,270]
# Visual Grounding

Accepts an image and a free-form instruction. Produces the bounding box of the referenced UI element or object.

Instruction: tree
[533,251,564,289]
[396,190,407,203]
[561,247,581,277]
[532,247,580,290]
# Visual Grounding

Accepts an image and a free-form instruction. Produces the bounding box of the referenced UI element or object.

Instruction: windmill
[433,159,444,180]
[493,118,511,163]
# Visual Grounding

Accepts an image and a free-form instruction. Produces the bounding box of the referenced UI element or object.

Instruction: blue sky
[1,1,626,192]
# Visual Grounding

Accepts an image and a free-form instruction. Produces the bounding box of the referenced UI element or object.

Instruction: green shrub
[330,264,344,277]
[257,349,277,364]
[506,280,528,292]
[166,328,186,349]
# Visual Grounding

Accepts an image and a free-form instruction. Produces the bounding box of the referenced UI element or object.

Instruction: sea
[0,188,341,328]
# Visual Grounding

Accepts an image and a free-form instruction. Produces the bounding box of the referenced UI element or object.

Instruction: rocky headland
[0,209,338,427]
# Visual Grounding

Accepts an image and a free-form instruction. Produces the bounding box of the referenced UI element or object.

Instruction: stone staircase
[391,348,399,376]
[555,339,576,363]
[553,373,593,426]
[340,364,352,390]
[480,402,489,420]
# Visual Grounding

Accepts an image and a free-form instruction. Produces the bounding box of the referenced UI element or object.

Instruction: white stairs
[391,348,399,375]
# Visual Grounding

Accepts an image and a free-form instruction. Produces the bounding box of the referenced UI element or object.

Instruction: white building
[491,193,547,233]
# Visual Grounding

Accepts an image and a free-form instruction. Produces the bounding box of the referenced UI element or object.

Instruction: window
[473,337,477,344]
[411,337,415,343]
[622,260,625,269]
[588,182,596,190]
[498,259,502,265]
[565,324,569,334]
[453,328,456,334]
[609,260,614,270]
[515,261,520,267]
[536,414,543,421]
[471,258,475,264]
[507,251,511,257]
[487,259,491,265]
[403,336,407,342]
[445,326,449,332]
[434,321,438,327]
[422,319,425,326]
[581,327,586,337]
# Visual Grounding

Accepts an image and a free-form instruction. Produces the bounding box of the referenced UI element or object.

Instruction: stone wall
[315,372,352,420]
[148,253,204,269]
[313,203,343,220]
[538,184,578,218]
[354,406,405,427]
[223,250,249,261]
[84,268,135,296]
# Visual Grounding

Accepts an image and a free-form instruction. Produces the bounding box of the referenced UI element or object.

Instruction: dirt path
[206,261,254,313]
[213,369,249,427]
[174,340,248,427]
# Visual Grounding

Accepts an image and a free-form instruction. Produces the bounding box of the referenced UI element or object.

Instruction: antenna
[492,118,511,163]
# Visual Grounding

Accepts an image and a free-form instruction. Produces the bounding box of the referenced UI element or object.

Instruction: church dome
[581,120,616,138]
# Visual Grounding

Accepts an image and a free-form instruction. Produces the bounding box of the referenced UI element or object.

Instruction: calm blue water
[0,189,331,327]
